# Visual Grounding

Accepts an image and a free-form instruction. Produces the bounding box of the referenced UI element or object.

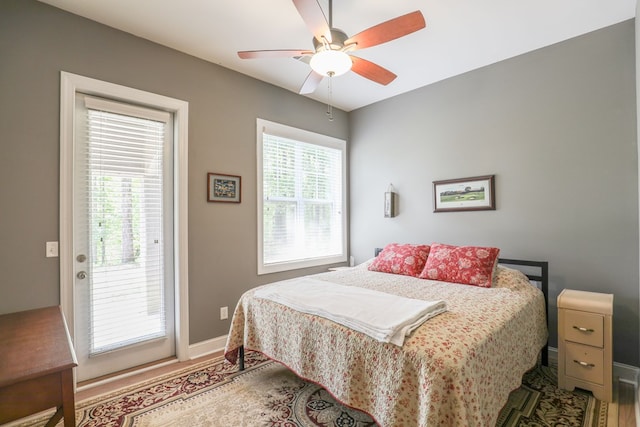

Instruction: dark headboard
[498,258,549,366]
[373,248,549,366]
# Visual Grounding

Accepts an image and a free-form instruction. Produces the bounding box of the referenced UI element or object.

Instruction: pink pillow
[419,243,500,287]
[368,243,431,277]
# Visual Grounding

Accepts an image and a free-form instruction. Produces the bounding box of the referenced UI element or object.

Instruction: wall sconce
[384,184,397,218]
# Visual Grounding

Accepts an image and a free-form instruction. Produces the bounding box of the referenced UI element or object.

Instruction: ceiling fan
[237,0,426,95]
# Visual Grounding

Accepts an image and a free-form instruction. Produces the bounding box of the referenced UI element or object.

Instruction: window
[257,119,347,274]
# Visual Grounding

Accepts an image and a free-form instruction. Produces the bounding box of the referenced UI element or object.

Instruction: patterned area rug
[18,352,614,427]
[496,364,613,427]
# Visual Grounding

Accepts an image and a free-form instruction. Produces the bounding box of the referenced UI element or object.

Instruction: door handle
[76,271,87,280]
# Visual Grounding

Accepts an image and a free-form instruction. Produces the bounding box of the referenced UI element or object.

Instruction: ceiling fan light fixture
[310,50,352,77]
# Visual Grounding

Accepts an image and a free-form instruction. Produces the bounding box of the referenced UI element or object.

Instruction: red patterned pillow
[418,243,500,287]
[368,243,431,277]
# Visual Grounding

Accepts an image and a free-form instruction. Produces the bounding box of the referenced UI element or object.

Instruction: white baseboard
[616,361,640,386]
[188,334,228,359]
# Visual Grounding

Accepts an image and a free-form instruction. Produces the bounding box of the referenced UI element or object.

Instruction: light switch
[46,241,59,258]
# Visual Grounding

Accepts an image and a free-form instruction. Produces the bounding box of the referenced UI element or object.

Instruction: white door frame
[59,71,190,367]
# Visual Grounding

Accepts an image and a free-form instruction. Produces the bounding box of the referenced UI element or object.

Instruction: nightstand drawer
[563,310,603,347]
[565,342,604,385]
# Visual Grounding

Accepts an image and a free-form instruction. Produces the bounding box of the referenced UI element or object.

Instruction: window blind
[80,95,170,355]
[258,119,346,274]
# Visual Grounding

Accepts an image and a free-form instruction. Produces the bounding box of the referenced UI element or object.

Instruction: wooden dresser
[557,289,613,402]
[0,306,78,426]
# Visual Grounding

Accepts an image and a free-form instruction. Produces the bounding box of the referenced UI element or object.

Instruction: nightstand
[557,289,613,402]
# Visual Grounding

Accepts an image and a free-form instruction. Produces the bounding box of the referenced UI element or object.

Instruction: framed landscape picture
[207,173,241,203]
[433,175,495,212]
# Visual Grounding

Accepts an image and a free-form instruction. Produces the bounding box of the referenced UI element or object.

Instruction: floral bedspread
[224,262,548,427]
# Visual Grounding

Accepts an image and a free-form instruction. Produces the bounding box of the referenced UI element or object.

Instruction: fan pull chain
[326,71,334,122]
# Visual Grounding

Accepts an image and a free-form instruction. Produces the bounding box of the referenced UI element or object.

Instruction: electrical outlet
[46,241,59,258]
[220,306,228,320]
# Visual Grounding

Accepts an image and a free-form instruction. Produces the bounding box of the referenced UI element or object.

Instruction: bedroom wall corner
[349,20,638,366]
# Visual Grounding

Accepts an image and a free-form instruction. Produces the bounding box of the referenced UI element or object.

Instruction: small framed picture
[433,175,495,212]
[207,173,241,203]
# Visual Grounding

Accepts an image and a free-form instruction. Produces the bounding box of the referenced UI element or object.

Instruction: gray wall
[636,2,640,370]
[0,0,348,343]
[349,21,638,365]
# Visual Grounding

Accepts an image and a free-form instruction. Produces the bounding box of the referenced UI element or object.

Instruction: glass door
[73,94,175,382]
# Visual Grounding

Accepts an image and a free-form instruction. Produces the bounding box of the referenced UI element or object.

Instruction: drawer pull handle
[573,360,595,368]
[572,326,595,333]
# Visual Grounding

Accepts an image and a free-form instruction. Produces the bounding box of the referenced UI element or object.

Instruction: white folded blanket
[254,277,447,346]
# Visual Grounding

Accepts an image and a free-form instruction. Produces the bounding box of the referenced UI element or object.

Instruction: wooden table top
[0,306,77,388]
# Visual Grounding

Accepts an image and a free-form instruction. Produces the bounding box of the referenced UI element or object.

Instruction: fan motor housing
[313,29,350,52]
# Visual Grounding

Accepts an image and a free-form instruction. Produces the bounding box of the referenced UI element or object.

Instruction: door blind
[80,95,171,355]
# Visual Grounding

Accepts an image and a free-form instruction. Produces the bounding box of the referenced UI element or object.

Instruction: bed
[224,248,548,426]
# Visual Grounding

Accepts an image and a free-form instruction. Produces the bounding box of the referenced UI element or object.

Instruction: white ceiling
[39,0,635,112]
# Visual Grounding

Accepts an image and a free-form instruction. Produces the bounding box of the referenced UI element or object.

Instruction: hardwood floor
[618,380,637,427]
[77,353,637,426]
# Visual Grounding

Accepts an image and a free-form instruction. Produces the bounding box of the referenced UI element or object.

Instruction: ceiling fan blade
[292,0,332,43]
[345,11,425,51]
[238,49,313,59]
[350,56,397,86]
[294,55,311,64]
[299,71,324,94]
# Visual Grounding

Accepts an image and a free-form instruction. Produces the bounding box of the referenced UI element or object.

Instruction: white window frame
[59,71,190,361]
[257,118,347,274]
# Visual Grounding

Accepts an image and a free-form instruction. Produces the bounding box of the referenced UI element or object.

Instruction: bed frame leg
[238,345,245,371]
